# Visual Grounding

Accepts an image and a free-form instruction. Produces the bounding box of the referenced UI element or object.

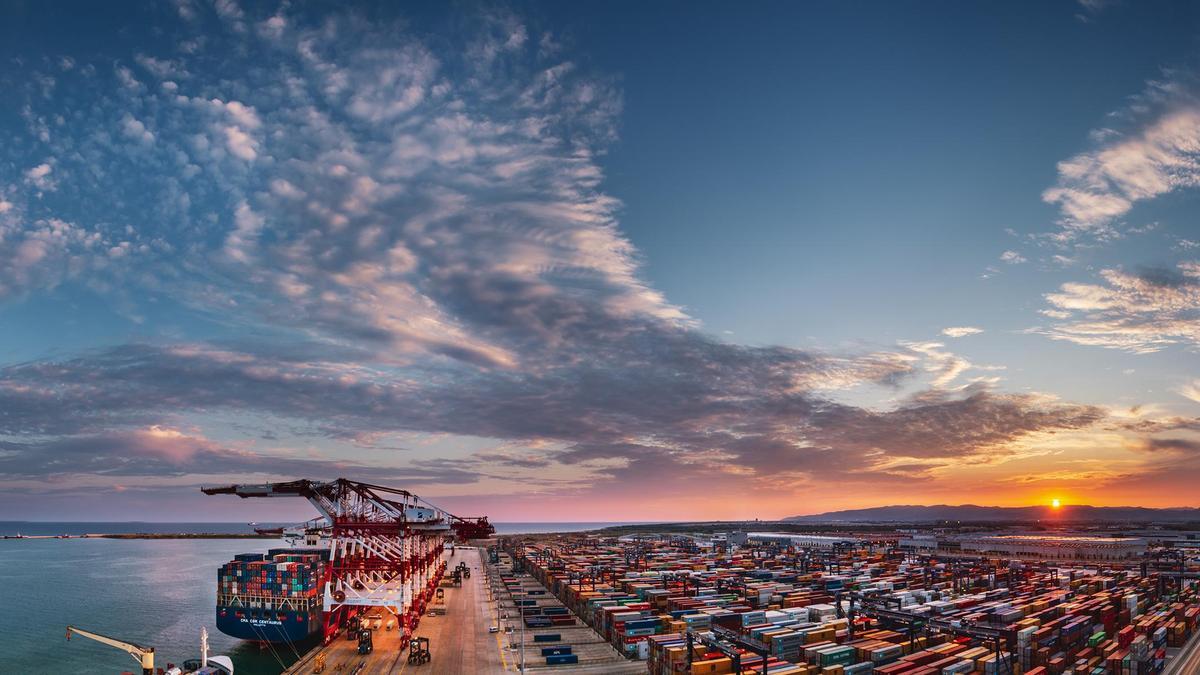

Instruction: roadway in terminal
[486,552,644,675]
[283,546,505,674]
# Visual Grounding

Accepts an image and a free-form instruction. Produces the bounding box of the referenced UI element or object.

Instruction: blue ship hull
[215,606,322,643]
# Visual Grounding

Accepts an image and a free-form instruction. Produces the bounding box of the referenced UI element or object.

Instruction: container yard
[501,530,1200,675]
[487,548,646,673]
[69,476,1200,675]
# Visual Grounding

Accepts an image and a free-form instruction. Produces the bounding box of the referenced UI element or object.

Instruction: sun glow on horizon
[1051,498,1061,509]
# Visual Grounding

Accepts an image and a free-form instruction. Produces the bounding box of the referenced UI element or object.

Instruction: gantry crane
[685,625,769,675]
[202,478,493,642]
[66,625,155,675]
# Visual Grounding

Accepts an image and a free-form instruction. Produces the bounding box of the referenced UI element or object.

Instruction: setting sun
[1051,498,1061,509]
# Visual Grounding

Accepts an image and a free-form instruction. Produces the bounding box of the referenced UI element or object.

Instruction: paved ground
[400,547,506,674]
[283,546,642,675]
[279,602,407,675]
[284,547,507,675]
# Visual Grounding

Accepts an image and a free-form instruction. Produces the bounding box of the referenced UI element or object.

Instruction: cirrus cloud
[1035,262,1200,353]
[1042,71,1200,243]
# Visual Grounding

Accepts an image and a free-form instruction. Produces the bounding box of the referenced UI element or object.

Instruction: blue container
[541,646,572,656]
[545,654,579,665]
[533,634,560,643]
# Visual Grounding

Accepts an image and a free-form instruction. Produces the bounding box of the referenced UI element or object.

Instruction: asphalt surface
[284,547,507,675]
[284,546,645,675]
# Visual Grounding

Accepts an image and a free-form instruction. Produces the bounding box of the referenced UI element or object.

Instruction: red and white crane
[202,478,494,642]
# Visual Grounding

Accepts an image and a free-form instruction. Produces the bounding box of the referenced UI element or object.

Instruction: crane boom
[66,625,154,675]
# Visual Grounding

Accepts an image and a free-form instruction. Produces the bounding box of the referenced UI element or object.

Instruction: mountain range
[785,504,1200,523]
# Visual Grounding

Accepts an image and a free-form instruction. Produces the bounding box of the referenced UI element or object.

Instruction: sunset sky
[2,1,1200,522]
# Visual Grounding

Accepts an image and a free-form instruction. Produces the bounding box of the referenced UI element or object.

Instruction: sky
[2,0,1200,522]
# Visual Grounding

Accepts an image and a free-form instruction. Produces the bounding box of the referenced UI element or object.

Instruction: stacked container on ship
[215,548,329,644]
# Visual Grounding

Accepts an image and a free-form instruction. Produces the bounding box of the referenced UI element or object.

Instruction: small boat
[167,627,235,675]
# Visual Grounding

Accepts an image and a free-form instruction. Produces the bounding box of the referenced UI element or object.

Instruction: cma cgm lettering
[215,548,329,644]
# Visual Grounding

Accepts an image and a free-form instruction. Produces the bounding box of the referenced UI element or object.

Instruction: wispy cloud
[1035,262,1200,353]
[1075,0,1118,21]
[942,326,984,338]
[1043,78,1200,243]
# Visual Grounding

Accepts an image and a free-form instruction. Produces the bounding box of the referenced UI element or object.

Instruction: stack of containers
[506,534,1200,674]
[215,549,326,643]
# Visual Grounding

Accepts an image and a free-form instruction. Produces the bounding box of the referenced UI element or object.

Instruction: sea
[0,521,650,674]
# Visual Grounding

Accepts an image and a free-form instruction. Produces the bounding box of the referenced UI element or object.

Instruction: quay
[281,545,642,675]
[282,547,505,674]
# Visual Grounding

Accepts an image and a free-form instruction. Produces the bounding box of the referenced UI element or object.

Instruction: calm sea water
[0,538,305,675]
[0,521,649,674]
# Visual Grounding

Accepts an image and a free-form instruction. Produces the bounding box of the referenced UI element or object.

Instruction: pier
[281,545,643,674]
[282,547,506,674]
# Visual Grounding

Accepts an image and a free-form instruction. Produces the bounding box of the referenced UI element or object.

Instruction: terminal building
[898,533,1148,561]
[730,532,862,549]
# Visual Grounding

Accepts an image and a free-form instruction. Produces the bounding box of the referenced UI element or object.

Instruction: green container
[819,646,855,666]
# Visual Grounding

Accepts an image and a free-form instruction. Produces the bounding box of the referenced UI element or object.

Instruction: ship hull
[216,607,322,643]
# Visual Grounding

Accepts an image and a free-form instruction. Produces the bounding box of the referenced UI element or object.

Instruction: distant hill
[785,504,1200,523]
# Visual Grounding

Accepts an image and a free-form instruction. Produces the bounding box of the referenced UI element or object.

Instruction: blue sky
[2,0,1200,521]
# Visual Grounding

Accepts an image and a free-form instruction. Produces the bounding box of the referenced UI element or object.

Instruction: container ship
[215,548,329,644]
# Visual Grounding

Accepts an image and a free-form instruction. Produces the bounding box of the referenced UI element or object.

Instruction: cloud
[1035,262,1200,353]
[1043,100,1200,241]
[901,341,1003,389]
[0,2,1159,506]
[225,200,264,261]
[942,326,983,338]
[0,424,486,487]
[1180,380,1200,404]
[0,216,105,300]
[120,113,155,144]
[999,250,1027,264]
[0,337,1107,497]
[173,0,198,22]
[1133,436,1200,455]
[1075,0,1117,20]
[221,125,257,160]
[134,54,187,79]
[24,162,56,191]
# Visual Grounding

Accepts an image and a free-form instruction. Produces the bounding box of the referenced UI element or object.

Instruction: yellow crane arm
[66,625,155,674]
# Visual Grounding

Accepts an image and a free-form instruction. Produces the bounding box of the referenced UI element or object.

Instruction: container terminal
[75,479,1200,674]
[495,529,1200,675]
